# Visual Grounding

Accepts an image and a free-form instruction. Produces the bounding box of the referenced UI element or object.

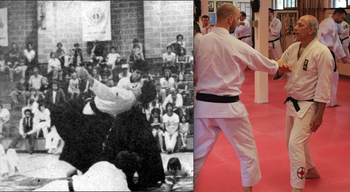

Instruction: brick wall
[144,1,193,58]
[110,1,145,58]
[0,1,38,60]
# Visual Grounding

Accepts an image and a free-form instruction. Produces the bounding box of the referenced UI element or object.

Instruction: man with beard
[194,3,289,192]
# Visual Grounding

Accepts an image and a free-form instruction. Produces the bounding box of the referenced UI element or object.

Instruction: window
[273,0,297,9]
[236,2,251,22]
[331,0,349,7]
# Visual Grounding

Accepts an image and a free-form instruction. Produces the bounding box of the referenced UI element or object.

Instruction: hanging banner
[0,8,8,46]
[82,1,111,42]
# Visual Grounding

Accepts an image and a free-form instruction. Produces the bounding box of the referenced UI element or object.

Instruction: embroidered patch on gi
[303,59,309,71]
[297,167,306,179]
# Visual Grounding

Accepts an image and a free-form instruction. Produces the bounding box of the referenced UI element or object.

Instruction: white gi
[268,16,283,60]
[339,21,350,62]
[83,79,139,116]
[273,39,333,189]
[35,161,130,191]
[194,27,279,187]
[236,19,253,46]
[317,17,345,107]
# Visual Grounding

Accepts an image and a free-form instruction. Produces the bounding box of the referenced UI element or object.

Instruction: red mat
[195,70,350,192]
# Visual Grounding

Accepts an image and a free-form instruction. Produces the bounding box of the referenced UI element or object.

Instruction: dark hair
[334,8,347,16]
[57,42,63,47]
[149,108,161,124]
[111,46,116,50]
[133,59,148,73]
[194,21,201,33]
[180,115,187,123]
[179,47,186,56]
[268,8,274,14]
[165,102,174,110]
[50,52,55,58]
[201,15,209,19]
[176,34,184,41]
[133,39,140,43]
[166,45,172,50]
[24,109,32,114]
[139,80,157,109]
[115,151,141,174]
[241,11,246,17]
[27,43,33,48]
[167,157,181,172]
[74,43,79,47]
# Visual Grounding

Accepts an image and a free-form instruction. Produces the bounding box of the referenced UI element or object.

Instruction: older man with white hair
[274,15,333,192]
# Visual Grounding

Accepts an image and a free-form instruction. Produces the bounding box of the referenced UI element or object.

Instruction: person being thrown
[78,60,150,117]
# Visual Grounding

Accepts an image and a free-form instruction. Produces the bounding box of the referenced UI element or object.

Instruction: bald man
[273,15,333,192]
[194,3,289,192]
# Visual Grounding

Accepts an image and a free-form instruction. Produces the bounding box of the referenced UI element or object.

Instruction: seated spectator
[118,64,131,80]
[162,46,176,74]
[106,79,115,87]
[28,88,45,104]
[47,52,62,80]
[90,40,104,64]
[59,73,70,95]
[39,77,50,95]
[71,43,83,67]
[23,43,36,71]
[179,115,189,149]
[0,104,10,137]
[168,34,185,56]
[0,51,10,81]
[55,42,69,68]
[174,34,186,48]
[177,75,188,94]
[35,102,50,138]
[162,103,179,154]
[91,67,101,81]
[28,66,43,90]
[22,99,39,118]
[67,64,76,77]
[131,39,145,61]
[149,108,165,153]
[182,91,194,124]
[10,77,30,105]
[160,69,175,102]
[162,87,183,116]
[68,73,80,100]
[8,109,38,154]
[146,94,163,121]
[106,46,121,70]
[6,43,20,69]
[176,47,188,74]
[45,81,67,110]
[101,74,109,85]
[11,58,27,80]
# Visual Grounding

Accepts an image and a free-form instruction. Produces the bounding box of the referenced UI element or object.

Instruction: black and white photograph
[208,1,214,12]
[0,1,193,191]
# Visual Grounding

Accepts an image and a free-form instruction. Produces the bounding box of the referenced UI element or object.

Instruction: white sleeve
[91,79,132,102]
[238,42,279,74]
[270,19,281,36]
[176,94,183,107]
[314,50,334,103]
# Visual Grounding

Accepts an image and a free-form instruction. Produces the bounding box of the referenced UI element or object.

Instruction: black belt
[68,179,75,192]
[39,120,46,122]
[196,93,239,103]
[269,37,280,49]
[238,35,250,40]
[340,36,349,44]
[89,97,107,116]
[330,50,338,72]
[284,97,314,112]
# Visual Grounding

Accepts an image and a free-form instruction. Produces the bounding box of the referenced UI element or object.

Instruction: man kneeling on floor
[8,109,38,154]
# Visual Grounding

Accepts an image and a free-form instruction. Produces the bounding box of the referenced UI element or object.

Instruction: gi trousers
[268,39,283,60]
[194,117,262,187]
[286,105,316,189]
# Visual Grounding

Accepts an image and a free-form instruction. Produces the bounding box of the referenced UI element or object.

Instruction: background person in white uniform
[236,11,252,46]
[274,15,333,192]
[268,8,283,60]
[339,20,350,63]
[194,4,289,192]
[317,8,347,107]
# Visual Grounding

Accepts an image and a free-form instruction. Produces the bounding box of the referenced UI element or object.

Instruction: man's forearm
[315,102,326,117]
